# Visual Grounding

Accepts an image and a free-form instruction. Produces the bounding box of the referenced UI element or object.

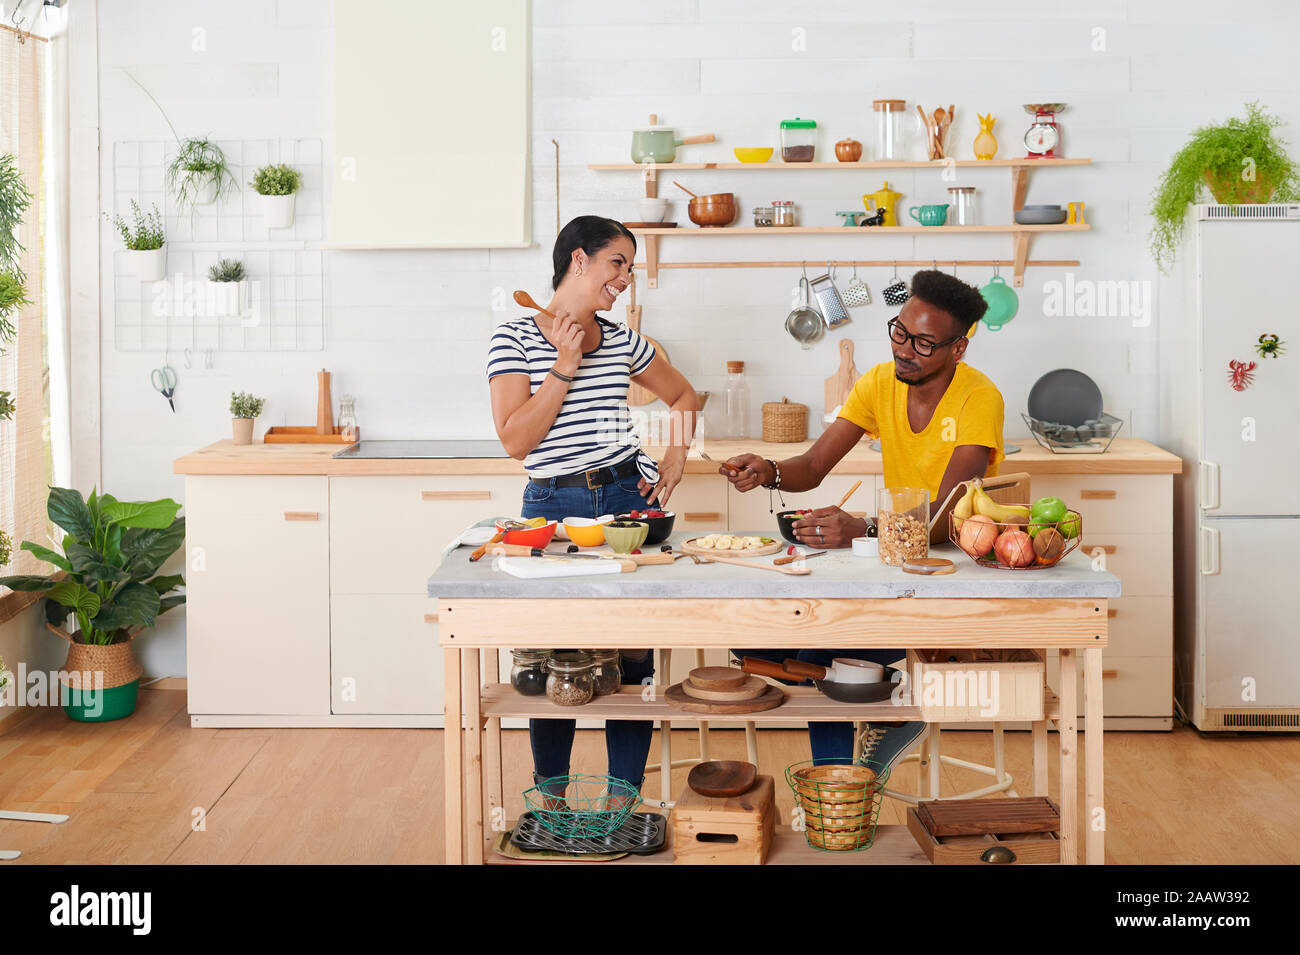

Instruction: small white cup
[637,197,669,222]
[852,536,879,557]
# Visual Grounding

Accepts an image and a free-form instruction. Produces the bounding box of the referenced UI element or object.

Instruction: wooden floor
[2,687,1298,864]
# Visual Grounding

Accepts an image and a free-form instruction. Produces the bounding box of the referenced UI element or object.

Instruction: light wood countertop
[175,436,1182,476]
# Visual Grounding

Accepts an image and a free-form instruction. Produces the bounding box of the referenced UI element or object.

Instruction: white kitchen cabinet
[185,476,331,715]
[330,594,441,714]
[667,474,729,532]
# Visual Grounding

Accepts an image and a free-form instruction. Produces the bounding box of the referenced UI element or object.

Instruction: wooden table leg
[484,649,504,840]
[915,732,929,799]
[1031,718,1049,796]
[464,649,484,865]
[443,647,463,865]
[928,726,942,799]
[1058,647,1079,865]
[1084,646,1105,865]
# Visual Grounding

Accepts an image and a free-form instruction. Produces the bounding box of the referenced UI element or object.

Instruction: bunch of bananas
[952,479,1030,524]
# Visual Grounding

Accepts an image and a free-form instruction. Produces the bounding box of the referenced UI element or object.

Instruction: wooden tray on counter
[263,426,360,445]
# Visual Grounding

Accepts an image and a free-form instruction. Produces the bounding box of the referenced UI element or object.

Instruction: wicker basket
[47,623,144,690]
[786,758,890,851]
[762,397,808,443]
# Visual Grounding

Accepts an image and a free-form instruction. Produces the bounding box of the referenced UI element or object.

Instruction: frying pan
[741,657,900,703]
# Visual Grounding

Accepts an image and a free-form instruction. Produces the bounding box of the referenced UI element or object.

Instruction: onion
[994,528,1035,567]
[959,514,999,558]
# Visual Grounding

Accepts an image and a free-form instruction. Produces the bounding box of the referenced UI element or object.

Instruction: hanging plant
[166,137,238,211]
[0,154,33,282]
[1148,102,1300,271]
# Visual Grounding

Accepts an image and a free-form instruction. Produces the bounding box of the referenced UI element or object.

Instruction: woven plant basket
[762,397,808,443]
[1203,168,1275,205]
[47,623,144,690]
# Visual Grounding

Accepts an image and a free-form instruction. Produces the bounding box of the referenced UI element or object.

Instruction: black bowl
[616,510,675,545]
[776,508,816,545]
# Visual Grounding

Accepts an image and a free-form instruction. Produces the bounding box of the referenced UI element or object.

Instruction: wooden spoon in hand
[513,290,556,319]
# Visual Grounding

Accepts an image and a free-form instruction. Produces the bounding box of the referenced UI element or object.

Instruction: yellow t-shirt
[838,361,1005,501]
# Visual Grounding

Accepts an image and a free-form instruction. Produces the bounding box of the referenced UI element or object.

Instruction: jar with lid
[723,360,749,439]
[779,118,817,162]
[546,651,594,706]
[873,99,907,160]
[510,649,551,696]
[337,394,359,443]
[772,200,797,227]
[588,649,622,696]
[753,205,775,227]
[947,186,979,226]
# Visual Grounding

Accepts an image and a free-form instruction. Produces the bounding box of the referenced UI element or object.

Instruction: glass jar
[876,486,930,566]
[947,186,978,226]
[588,648,622,696]
[779,117,817,162]
[723,360,749,439]
[510,649,551,696]
[337,394,359,443]
[546,651,594,706]
[753,205,775,227]
[873,99,907,160]
[772,200,797,227]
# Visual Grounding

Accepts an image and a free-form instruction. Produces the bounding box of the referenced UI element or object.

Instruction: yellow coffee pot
[863,181,903,227]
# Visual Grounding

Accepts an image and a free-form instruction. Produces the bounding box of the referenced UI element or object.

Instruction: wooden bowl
[687,760,757,797]
[688,194,736,227]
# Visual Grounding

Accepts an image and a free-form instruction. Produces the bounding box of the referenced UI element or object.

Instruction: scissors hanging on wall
[151,362,177,412]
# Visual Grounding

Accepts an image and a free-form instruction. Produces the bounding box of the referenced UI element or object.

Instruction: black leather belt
[530,457,639,489]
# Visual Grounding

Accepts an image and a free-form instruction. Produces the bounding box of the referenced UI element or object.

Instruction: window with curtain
[0,24,52,594]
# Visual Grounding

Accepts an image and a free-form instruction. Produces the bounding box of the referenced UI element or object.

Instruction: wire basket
[950,510,1082,569]
[521,774,642,838]
[1022,412,1123,454]
[785,758,891,851]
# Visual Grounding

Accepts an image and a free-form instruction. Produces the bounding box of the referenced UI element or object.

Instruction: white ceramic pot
[193,175,220,206]
[636,197,669,222]
[261,193,296,229]
[206,279,246,317]
[232,417,255,445]
[129,246,167,283]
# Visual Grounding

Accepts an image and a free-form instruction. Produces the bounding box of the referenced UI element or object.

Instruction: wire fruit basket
[785,758,890,851]
[521,774,641,838]
[1022,411,1123,454]
[950,510,1083,570]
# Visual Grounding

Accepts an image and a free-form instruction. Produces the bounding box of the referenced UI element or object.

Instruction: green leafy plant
[167,137,237,210]
[0,528,11,567]
[250,163,302,197]
[0,269,31,348]
[229,391,265,419]
[0,488,185,646]
[0,153,33,282]
[0,391,13,421]
[207,258,246,283]
[106,200,165,251]
[1149,102,1300,271]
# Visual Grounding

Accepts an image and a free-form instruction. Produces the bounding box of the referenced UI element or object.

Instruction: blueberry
[566,544,578,553]
[660,543,672,552]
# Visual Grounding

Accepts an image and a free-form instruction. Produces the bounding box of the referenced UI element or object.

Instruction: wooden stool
[672,774,776,865]
[881,723,1020,804]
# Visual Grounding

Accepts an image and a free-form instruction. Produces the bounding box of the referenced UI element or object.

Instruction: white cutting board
[496,556,626,579]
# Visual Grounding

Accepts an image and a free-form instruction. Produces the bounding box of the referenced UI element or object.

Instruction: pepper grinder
[316,369,333,435]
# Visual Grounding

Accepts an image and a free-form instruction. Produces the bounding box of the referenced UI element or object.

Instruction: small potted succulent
[229,391,265,445]
[107,200,166,282]
[250,163,302,229]
[206,258,246,317]
[167,137,237,210]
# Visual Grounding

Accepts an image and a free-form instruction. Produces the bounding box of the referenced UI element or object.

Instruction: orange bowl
[496,520,558,548]
[562,516,611,548]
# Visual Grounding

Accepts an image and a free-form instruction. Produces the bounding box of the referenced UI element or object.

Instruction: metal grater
[809,273,851,328]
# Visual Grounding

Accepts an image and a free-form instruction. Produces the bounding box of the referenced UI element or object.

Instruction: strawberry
[632,548,642,555]
[787,545,797,555]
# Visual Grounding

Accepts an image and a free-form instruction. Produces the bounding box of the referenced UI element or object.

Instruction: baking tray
[509,811,668,856]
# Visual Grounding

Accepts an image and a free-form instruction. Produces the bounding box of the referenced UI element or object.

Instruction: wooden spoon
[673,180,699,199]
[836,479,863,510]
[692,553,811,575]
[513,290,556,319]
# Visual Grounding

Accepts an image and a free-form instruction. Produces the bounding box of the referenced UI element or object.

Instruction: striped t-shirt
[486,315,660,482]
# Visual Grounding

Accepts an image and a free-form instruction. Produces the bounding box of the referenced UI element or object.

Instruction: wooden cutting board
[665,682,785,714]
[626,273,665,406]
[916,797,1060,837]
[681,675,770,702]
[680,537,782,557]
[824,339,858,414]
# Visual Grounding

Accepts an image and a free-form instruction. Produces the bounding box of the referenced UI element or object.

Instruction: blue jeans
[729,647,904,762]
[521,467,656,791]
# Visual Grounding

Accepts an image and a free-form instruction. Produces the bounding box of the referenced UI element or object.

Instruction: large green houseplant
[1149,102,1300,271]
[0,487,186,721]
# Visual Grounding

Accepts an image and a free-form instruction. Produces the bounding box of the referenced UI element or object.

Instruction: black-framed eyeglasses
[887,317,964,358]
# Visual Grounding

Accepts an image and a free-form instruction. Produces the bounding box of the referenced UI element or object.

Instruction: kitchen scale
[1023,103,1066,159]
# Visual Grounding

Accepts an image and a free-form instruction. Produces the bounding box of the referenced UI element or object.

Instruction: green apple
[1029,496,1067,538]
[1057,514,1081,539]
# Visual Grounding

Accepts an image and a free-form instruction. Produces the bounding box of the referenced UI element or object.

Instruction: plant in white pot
[206,258,246,317]
[167,137,237,210]
[107,200,166,282]
[230,391,265,445]
[250,163,302,229]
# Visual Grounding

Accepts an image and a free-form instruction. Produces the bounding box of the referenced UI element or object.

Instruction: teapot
[862,181,903,227]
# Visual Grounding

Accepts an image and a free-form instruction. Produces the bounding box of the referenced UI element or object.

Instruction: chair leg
[928,725,942,798]
[745,721,758,766]
[658,648,672,804]
[693,649,711,761]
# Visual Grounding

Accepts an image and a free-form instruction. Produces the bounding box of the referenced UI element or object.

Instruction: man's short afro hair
[908,269,988,338]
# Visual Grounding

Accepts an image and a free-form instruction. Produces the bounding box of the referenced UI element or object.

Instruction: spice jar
[947,186,979,226]
[772,200,797,227]
[876,486,930,566]
[753,205,775,227]
[510,649,551,696]
[546,651,594,706]
[588,648,622,696]
[779,118,817,162]
[873,99,907,160]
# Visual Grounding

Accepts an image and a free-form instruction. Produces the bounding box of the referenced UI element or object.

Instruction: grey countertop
[430,532,1120,600]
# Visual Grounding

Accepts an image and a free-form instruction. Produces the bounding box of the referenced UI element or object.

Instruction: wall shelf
[590,158,1092,171]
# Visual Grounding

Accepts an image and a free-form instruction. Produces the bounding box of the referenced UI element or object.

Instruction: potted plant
[0,488,185,722]
[1149,102,1300,270]
[206,257,246,317]
[229,391,265,445]
[250,163,302,229]
[0,528,11,568]
[166,136,237,210]
[107,200,167,282]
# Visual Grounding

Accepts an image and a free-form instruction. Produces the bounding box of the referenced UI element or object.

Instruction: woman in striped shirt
[488,216,700,799]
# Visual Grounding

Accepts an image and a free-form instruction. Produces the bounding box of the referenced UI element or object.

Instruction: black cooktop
[332,440,510,459]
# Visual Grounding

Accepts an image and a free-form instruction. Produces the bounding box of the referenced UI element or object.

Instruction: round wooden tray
[681,675,769,702]
[681,537,782,558]
[687,666,747,690]
[665,681,785,714]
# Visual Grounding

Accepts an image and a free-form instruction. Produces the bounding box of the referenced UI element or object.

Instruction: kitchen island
[432,537,1117,865]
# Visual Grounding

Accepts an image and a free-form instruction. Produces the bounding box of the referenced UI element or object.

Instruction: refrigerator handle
[1198,459,1220,510]
[1199,525,1221,575]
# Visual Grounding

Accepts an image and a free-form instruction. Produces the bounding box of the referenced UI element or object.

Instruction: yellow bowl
[733,147,774,164]
[563,517,611,548]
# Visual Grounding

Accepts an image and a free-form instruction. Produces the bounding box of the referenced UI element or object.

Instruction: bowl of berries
[776,508,815,545]
[615,508,675,545]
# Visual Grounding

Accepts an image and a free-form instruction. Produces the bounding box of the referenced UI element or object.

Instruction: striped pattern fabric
[487,316,660,482]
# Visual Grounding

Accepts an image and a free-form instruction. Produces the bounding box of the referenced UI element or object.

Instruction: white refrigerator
[1165,204,1300,731]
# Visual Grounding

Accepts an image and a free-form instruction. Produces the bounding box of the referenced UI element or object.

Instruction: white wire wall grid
[111,138,326,352]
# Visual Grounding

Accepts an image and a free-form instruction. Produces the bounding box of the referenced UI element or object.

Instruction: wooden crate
[907,798,1061,865]
[672,775,776,865]
[906,648,1045,722]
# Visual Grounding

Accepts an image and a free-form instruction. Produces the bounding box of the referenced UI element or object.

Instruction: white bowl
[852,536,879,558]
[833,658,884,684]
[636,198,669,222]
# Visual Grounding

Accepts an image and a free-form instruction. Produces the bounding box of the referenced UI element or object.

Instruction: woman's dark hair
[552,216,636,290]
[909,269,988,337]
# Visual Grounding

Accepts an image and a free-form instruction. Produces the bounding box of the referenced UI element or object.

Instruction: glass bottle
[338,394,359,443]
[947,186,978,226]
[724,361,749,439]
[873,99,907,160]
